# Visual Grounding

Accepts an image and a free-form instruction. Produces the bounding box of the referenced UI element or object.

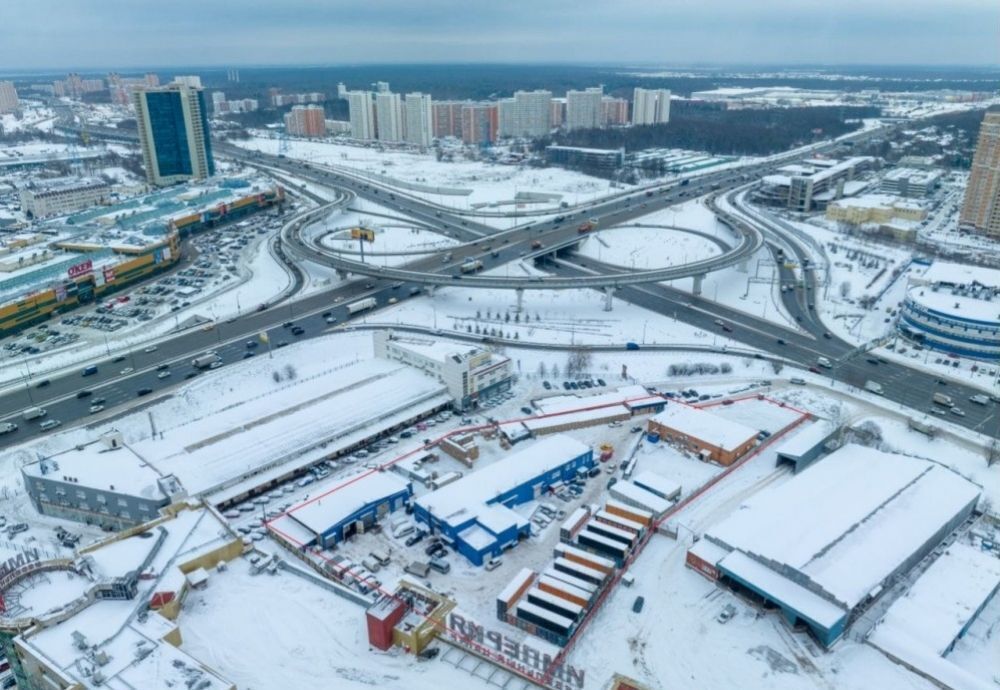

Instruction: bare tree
[986,440,1000,468]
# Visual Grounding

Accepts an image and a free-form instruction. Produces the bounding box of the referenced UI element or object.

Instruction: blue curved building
[897,285,1000,361]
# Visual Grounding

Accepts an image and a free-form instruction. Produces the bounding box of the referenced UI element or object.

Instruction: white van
[484,556,503,571]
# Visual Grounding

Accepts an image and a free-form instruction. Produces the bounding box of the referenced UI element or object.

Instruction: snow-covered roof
[135,359,448,497]
[872,542,1000,656]
[287,472,410,536]
[907,286,1000,325]
[23,441,167,501]
[706,445,981,609]
[775,420,837,460]
[919,261,1000,290]
[533,385,656,415]
[416,435,591,526]
[609,481,671,515]
[719,551,846,628]
[650,404,758,452]
[632,471,682,500]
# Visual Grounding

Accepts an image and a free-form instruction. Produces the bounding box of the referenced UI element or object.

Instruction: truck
[347,297,377,315]
[816,356,832,369]
[864,380,884,395]
[22,407,46,421]
[932,392,953,407]
[460,259,484,274]
[0,422,17,435]
[191,354,221,370]
[969,394,990,406]
[577,219,598,234]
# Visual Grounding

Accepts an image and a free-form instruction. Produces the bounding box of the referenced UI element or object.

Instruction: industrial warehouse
[647,402,759,465]
[413,435,595,565]
[0,177,283,336]
[686,445,982,647]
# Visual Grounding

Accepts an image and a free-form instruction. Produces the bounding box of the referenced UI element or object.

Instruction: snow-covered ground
[235,135,620,217]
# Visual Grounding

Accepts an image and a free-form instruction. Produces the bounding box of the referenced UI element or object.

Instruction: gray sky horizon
[2,0,998,71]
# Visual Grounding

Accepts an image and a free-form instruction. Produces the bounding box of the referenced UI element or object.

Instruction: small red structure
[366,596,407,651]
[149,591,176,610]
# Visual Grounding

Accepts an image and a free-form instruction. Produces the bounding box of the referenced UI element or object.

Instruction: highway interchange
[1,126,997,447]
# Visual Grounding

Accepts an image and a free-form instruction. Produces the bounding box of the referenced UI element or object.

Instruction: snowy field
[235,135,619,216]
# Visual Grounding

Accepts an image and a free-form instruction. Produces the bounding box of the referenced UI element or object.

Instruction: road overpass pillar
[739,258,749,272]
[515,288,524,313]
[692,273,706,296]
[426,285,435,298]
[336,269,349,280]
[603,286,615,312]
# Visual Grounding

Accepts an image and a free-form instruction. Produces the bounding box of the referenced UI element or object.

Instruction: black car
[113,355,126,363]
[776,338,786,345]
[91,397,106,405]
[36,379,51,388]
[562,381,571,390]
[542,381,552,390]
[866,357,879,365]
[282,321,294,328]
[246,340,258,349]
[823,332,832,339]
[276,341,289,348]
[243,351,254,359]
[137,388,153,397]
[322,311,332,318]
[184,371,199,379]
[291,326,305,336]
[156,363,169,371]
[76,390,93,399]
[405,531,427,547]
[596,378,607,387]
[520,406,533,415]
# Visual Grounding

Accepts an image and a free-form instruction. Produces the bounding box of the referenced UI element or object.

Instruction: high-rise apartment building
[960,112,1000,237]
[566,87,603,130]
[404,93,434,147]
[498,90,552,138]
[461,103,498,145]
[551,98,566,128]
[632,88,671,125]
[0,81,19,113]
[347,91,375,140]
[375,91,404,142]
[433,101,465,139]
[132,81,215,186]
[284,105,327,137]
[211,91,227,112]
[173,75,203,89]
[601,97,629,126]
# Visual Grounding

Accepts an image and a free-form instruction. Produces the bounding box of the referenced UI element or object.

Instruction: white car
[88,404,105,414]
[157,370,171,379]
[950,407,966,417]
[120,367,134,375]
[143,345,158,353]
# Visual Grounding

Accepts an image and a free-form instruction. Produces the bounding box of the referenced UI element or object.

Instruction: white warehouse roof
[415,435,591,524]
[707,445,981,609]
[286,471,410,536]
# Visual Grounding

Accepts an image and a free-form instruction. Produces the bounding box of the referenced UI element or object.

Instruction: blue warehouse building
[279,472,413,550]
[414,435,594,566]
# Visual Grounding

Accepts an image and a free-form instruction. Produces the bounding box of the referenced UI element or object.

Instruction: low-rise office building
[19,177,110,219]
[374,331,512,410]
[21,431,184,530]
[647,403,758,465]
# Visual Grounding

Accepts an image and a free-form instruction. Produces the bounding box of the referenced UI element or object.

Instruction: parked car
[632,596,645,613]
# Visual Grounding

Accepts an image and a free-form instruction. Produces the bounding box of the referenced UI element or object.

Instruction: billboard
[351,227,376,243]
[67,259,93,279]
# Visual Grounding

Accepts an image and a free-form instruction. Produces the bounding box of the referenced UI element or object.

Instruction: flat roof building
[374,331,512,410]
[687,445,981,647]
[648,404,758,465]
[880,167,943,198]
[414,435,594,565]
[19,176,110,219]
[277,472,413,549]
[21,431,183,530]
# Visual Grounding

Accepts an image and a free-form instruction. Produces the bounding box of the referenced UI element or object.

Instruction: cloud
[0,0,997,70]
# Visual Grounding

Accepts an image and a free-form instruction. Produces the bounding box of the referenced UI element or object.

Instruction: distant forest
[540,102,882,156]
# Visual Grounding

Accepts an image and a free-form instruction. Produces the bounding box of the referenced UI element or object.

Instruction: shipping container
[577,530,629,563]
[496,567,536,619]
[516,601,574,637]
[594,509,645,536]
[584,520,635,548]
[604,499,654,526]
[559,506,591,541]
[541,566,598,596]
[527,587,584,621]
[554,543,615,573]
[553,557,607,586]
[537,575,591,608]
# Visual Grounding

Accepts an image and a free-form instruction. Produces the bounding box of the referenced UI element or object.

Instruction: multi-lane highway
[2,123,997,446]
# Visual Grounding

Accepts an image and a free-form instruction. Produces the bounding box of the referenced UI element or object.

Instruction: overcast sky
[2,0,997,71]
